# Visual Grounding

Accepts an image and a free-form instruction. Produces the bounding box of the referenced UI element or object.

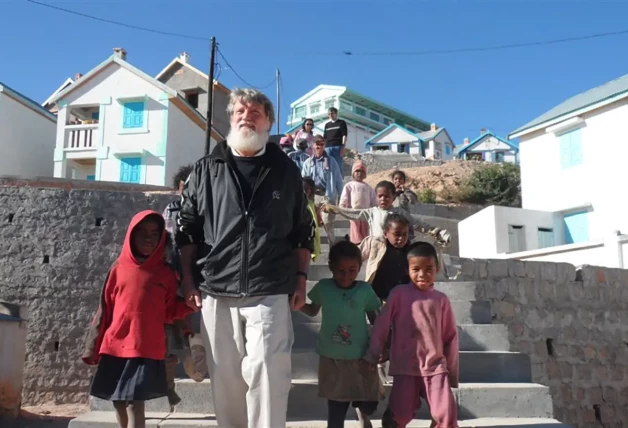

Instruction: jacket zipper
[242,167,271,295]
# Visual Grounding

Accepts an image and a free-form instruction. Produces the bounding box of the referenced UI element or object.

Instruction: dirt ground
[364,160,482,202]
[3,404,88,428]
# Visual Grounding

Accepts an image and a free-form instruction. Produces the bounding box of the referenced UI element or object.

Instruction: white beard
[227,126,269,153]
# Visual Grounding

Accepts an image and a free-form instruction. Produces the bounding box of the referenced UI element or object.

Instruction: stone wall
[344,154,444,175]
[0,180,175,405]
[455,257,628,428]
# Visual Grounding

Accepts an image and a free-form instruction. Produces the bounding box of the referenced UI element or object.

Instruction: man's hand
[182,277,202,310]
[340,145,346,158]
[290,275,307,311]
[321,203,336,214]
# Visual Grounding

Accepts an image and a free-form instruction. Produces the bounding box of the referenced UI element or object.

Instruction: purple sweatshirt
[364,283,460,387]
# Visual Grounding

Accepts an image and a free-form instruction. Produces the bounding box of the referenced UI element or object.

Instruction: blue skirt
[90,355,168,402]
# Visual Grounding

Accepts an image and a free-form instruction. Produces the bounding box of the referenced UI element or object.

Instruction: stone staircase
[70,220,571,427]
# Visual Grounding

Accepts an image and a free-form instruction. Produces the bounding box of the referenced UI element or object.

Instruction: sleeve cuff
[363,351,379,365]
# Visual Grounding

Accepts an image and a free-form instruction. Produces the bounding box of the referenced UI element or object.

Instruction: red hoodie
[82,210,192,364]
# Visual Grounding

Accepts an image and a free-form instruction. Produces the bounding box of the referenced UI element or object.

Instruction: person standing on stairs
[364,242,459,428]
[300,239,383,428]
[301,135,344,245]
[390,170,419,213]
[339,160,377,244]
[323,107,348,169]
[322,181,451,246]
[303,177,322,262]
[176,88,315,428]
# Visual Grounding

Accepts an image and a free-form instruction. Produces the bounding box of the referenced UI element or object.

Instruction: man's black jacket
[175,141,314,297]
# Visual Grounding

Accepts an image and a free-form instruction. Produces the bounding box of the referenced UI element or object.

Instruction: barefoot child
[301,240,383,428]
[82,211,196,428]
[339,160,377,244]
[364,242,459,428]
[323,181,450,246]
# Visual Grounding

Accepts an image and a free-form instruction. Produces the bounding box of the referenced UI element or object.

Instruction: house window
[324,98,336,110]
[86,175,95,181]
[122,101,146,129]
[119,157,142,184]
[537,228,555,249]
[369,112,380,122]
[91,112,100,121]
[339,100,352,111]
[495,151,505,162]
[508,225,526,253]
[310,103,320,114]
[563,211,589,244]
[382,118,392,125]
[186,92,199,109]
[445,145,451,155]
[559,128,583,169]
[294,106,307,119]
[354,106,366,116]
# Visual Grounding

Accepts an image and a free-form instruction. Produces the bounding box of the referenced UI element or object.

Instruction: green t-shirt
[308,279,381,360]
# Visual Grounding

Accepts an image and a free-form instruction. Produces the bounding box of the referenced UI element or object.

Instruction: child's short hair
[328,238,362,269]
[391,170,406,181]
[375,180,396,195]
[302,177,315,189]
[296,138,308,151]
[172,164,193,189]
[383,213,410,232]
[407,241,439,264]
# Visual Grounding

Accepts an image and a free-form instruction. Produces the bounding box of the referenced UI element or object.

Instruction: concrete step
[293,323,511,352]
[289,350,531,383]
[292,299,492,325]
[70,411,569,427]
[88,380,554,419]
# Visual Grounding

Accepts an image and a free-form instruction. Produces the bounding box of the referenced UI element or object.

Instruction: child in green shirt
[303,177,321,262]
[301,239,382,428]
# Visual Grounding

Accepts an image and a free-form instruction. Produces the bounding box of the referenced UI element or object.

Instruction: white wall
[501,242,607,267]
[288,86,343,125]
[314,118,375,153]
[165,104,206,188]
[458,206,498,258]
[518,99,628,241]
[0,93,56,178]
[458,205,561,258]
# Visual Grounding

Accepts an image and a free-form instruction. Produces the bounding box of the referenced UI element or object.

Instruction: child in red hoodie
[82,210,195,428]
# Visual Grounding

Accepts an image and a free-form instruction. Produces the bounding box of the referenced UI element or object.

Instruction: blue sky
[3,0,628,144]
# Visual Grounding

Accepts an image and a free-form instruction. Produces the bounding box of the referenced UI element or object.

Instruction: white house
[49,48,223,186]
[0,81,57,178]
[286,85,431,153]
[455,130,519,163]
[458,72,628,268]
[362,123,455,160]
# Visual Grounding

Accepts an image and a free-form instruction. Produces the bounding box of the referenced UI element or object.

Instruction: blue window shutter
[559,133,572,169]
[445,145,451,155]
[120,157,142,183]
[537,229,555,249]
[122,101,145,129]
[563,211,589,244]
[569,129,583,166]
[86,175,95,181]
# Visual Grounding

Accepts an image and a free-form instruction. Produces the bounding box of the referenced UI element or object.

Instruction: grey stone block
[293,323,510,352]
[290,350,531,383]
[89,380,555,420]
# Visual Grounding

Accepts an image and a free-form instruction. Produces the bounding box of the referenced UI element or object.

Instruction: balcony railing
[65,124,98,150]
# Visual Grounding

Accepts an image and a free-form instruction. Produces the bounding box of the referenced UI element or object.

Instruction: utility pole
[276,68,280,135]
[204,36,217,156]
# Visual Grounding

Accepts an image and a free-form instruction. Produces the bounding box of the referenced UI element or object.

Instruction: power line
[24,0,628,57]
[25,0,208,41]
[216,47,276,89]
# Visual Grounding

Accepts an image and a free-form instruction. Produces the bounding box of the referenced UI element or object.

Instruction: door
[120,157,142,184]
[508,225,526,253]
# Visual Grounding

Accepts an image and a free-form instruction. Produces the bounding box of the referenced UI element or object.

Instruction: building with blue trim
[48,48,223,186]
[455,130,519,163]
[0,81,57,177]
[286,85,433,153]
[458,73,628,269]
[362,123,455,160]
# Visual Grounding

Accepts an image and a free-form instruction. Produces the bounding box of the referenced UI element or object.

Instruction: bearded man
[176,88,314,428]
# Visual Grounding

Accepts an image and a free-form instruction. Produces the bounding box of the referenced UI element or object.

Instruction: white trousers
[201,293,294,428]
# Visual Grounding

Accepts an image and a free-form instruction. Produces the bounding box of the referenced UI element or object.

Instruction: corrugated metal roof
[0,81,57,122]
[510,73,628,137]
[416,128,443,140]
